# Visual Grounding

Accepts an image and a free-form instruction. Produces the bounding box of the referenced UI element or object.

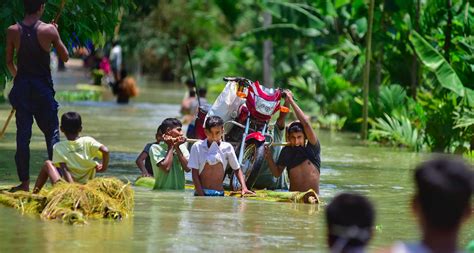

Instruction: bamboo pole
[184,138,289,146]
[0,109,15,140]
[53,0,66,23]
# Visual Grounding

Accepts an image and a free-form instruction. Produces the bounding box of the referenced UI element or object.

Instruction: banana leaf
[409,30,474,105]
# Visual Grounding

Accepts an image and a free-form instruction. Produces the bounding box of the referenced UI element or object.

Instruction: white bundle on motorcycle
[205,81,245,130]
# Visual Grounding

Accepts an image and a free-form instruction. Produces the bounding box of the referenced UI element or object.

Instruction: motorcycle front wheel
[230,140,265,190]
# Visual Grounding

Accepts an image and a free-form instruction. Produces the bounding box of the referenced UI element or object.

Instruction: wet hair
[414,156,473,229]
[325,193,375,250]
[287,121,305,135]
[205,116,224,130]
[198,88,207,98]
[61,112,82,134]
[23,0,46,15]
[158,118,182,134]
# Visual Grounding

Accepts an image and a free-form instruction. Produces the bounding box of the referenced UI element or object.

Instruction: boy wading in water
[6,0,69,192]
[150,118,190,190]
[188,116,255,196]
[135,128,163,178]
[33,112,109,193]
[264,91,321,194]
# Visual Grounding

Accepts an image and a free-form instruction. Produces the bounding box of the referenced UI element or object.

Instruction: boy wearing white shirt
[188,116,255,196]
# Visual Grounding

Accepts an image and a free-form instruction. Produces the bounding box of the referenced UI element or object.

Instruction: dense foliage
[119,0,473,153]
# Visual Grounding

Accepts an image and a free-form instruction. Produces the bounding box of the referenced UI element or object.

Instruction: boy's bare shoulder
[7,23,19,32]
[6,24,20,39]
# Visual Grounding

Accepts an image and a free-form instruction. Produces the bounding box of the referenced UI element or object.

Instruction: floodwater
[0,64,472,252]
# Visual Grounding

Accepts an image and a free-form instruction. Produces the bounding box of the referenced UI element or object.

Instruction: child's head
[204,116,224,142]
[185,79,195,90]
[413,157,473,231]
[198,88,207,98]
[287,121,305,146]
[158,118,183,138]
[325,193,375,252]
[60,112,82,135]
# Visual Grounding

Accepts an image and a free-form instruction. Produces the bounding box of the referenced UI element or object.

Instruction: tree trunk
[362,0,375,140]
[444,0,452,62]
[375,1,386,100]
[263,12,273,87]
[410,0,421,98]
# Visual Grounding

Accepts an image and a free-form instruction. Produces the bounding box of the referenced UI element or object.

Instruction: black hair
[205,116,224,130]
[325,193,375,250]
[198,88,207,98]
[23,0,46,15]
[158,118,182,134]
[61,112,82,134]
[189,90,196,97]
[185,79,195,88]
[414,156,473,229]
[287,121,304,135]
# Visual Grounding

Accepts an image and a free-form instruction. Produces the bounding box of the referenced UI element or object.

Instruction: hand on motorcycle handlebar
[283,89,294,102]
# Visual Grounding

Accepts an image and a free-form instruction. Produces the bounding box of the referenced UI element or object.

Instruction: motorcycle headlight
[255,96,277,116]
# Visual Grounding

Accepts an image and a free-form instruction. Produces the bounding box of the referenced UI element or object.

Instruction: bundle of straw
[121,77,139,97]
[0,177,134,225]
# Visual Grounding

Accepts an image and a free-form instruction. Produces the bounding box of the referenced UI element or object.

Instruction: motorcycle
[199,77,289,190]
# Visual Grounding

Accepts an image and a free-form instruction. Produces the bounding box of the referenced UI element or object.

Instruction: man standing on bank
[6,0,69,192]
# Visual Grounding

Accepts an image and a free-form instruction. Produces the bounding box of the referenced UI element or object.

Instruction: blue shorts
[194,188,225,197]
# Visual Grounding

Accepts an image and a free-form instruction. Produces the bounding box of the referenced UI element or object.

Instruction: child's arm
[264,146,285,177]
[276,93,290,130]
[192,169,205,196]
[158,135,175,172]
[286,91,318,145]
[188,144,204,196]
[58,163,74,182]
[135,151,152,177]
[175,137,190,172]
[96,145,110,172]
[235,169,255,195]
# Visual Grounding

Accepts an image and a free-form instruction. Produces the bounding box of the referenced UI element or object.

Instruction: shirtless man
[188,116,255,196]
[6,0,69,191]
[264,91,321,194]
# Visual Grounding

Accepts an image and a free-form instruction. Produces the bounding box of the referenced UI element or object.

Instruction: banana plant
[409,30,474,105]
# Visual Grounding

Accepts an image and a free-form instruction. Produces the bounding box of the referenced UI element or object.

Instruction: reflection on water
[0,78,472,252]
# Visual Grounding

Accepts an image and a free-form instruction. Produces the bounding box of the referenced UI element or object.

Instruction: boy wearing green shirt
[151,118,190,190]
